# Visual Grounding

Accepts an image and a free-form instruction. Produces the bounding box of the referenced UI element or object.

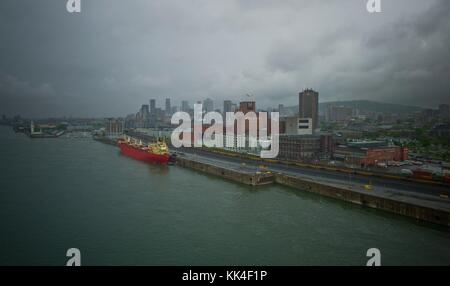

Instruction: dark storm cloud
[265,0,450,107]
[0,0,448,117]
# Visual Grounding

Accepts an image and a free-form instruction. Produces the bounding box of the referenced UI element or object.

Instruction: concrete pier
[274,173,450,226]
[176,156,275,186]
[175,153,450,226]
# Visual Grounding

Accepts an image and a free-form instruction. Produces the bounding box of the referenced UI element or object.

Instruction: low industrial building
[278,134,334,161]
[333,140,408,167]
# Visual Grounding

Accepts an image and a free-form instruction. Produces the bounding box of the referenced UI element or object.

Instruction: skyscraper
[203,98,214,113]
[181,100,190,112]
[223,100,233,113]
[140,104,150,119]
[299,89,319,131]
[165,98,171,115]
[150,99,156,116]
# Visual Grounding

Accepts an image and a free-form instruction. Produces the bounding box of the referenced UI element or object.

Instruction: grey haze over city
[0,0,449,118]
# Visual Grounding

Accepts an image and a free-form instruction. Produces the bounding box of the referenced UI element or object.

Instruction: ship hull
[118,143,170,164]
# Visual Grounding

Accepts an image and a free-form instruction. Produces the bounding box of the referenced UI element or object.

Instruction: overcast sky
[0,0,449,118]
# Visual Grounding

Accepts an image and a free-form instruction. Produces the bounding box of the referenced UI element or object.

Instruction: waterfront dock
[93,135,118,146]
[95,131,450,226]
[175,151,450,226]
[176,154,275,186]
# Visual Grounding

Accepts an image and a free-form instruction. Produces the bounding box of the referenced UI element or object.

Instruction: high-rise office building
[165,98,171,115]
[203,98,214,113]
[231,103,238,113]
[223,100,233,113]
[299,89,319,131]
[140,104,150,119]
[150,99,156,115]
[181,100,190,112]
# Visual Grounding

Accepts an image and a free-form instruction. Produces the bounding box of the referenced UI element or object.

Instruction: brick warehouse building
[334,141,408,167]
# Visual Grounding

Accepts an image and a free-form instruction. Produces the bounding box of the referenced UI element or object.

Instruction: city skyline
[0,0,449,118]
[1,0,450,270]
[2,95,448,120]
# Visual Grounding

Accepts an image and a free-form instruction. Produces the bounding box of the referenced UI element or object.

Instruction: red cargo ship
[117,136,170,164]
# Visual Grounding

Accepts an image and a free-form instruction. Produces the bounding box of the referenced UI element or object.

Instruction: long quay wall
[176,155,450,226]
[176,157,275,186]
[274,173,450,226]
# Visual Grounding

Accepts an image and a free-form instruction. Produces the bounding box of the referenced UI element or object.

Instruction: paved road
[176,148,450,212]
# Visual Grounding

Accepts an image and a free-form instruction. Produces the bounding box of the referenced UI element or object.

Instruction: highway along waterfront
[1,126,450,265]
[174,148,450,225]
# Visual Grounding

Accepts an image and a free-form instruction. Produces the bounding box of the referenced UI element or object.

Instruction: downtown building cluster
[101,89,450,169]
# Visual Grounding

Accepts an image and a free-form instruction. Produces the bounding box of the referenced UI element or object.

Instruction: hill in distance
[281,100,424,116]
[319,100,424,115]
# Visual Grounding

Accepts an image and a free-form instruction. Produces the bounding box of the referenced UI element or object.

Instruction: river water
[0,126,449,265]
